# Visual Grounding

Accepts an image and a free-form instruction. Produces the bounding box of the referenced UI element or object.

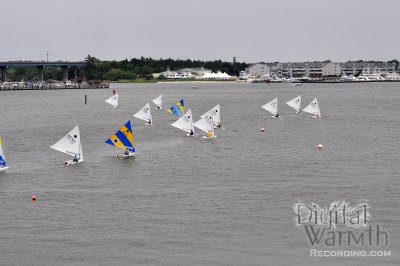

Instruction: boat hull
[0,166,10,171]
[65,159,83,165]
[116,153,135,159]
[202,135,217,139]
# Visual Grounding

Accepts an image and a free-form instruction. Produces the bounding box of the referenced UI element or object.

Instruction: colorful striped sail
[167,99,185,117]
[105,120,135,153]
[0,137,7,168]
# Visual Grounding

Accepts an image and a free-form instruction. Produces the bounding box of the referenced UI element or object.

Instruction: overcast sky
[2,0,399,63]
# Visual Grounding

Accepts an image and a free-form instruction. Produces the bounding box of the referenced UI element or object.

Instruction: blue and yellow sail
[0,137,7,167]
[105,120,135,153]
[167,99,184,117]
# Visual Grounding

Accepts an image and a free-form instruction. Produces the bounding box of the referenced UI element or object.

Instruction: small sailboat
[201,104,221,128]
[133,103,152,125]
[192,83,198,89]
[50,126,83,165]
[105,93,119,108]
[194,113,216,139]
[286,95,302,113]
[167,99,185,117]
[171,109,195,136]
[0,137,9,171]
[152,94,162,109]
[261,97,279,118]
[303,97,321,118]
[105,120,136,158]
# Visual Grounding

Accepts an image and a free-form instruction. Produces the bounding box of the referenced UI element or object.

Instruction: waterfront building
[322,62,342,77]
[245,63,271,78]
[242,61,396,80]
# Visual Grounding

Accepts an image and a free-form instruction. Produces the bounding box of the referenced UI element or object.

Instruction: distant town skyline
[2,0,399,63]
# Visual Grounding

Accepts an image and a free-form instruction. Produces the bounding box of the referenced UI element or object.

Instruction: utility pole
[46,51,49,62]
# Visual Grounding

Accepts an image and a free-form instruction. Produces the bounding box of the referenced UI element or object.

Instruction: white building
[322,62,342,76]
[245,63,271,78]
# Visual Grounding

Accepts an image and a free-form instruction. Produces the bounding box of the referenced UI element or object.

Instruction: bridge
[0,61,86,82]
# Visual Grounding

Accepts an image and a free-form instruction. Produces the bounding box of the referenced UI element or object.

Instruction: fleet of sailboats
[0,91,323,168]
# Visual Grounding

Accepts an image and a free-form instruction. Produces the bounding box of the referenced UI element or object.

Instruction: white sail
[193,116,215,138]
[105,93,119,108]
[133,102,152,124]
[171,109,194,134]
[261,97,278,116]
[50,126,83,161]
[303,97,321,117]
[201,104,221,127]
[199,109,213,124]
[152,94,162,109]
[286,95,301,113]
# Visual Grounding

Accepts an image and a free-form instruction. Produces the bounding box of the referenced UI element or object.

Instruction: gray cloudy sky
[2,0,399,63]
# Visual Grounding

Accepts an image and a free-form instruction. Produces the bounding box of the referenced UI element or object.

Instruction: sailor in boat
[124,150,129,155]
[147,119,152,125]
[274,113,279,118]
[73,155,79,162]
[216,123,221,128]
[207,130,212,138]
[189,130,194,136]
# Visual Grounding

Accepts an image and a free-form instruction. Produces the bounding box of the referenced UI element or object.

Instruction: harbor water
[0,82,399,265]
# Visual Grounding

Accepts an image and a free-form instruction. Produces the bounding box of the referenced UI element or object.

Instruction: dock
[0,81,109,91]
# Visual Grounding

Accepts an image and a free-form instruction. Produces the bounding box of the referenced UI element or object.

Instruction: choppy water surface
[0,82,399,265]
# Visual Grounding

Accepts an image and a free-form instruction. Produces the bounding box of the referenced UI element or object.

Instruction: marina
[0,81,109,90]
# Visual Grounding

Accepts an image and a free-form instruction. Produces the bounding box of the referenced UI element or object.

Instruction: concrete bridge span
[0,61,86,82]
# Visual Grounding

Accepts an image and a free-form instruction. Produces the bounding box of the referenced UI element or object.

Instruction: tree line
[4,56,399,82]
[4,55,248,82]
[83,55,249,81]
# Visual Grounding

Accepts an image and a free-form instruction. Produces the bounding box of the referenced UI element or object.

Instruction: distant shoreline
[114,79,237,84]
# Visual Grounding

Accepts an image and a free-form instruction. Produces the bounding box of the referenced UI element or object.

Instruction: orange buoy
[32,195,36,201]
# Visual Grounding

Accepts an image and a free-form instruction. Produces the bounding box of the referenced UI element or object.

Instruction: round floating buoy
[260,128,265,132]
[32,195,36,201]
[317,144,324,150]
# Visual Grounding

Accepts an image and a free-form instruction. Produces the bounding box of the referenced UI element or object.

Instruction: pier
[0,80,109,91]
